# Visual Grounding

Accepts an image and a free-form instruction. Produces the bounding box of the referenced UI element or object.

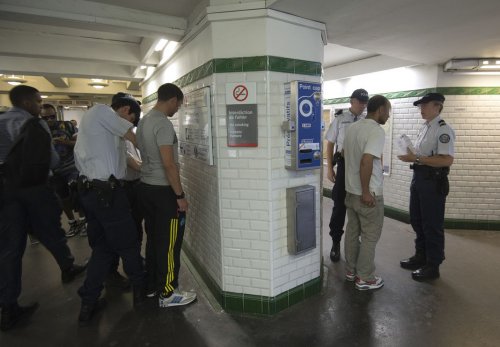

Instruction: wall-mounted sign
[226,82,258,147]
[178,87,214,165]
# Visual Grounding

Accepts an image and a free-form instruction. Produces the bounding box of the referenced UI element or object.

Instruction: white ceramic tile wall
[340,94,500,222]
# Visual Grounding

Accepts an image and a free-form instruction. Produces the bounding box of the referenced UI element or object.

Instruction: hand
[177,198,188,213]
[397,149,416,163]
[327,167,336,183]
[361,191,375,207]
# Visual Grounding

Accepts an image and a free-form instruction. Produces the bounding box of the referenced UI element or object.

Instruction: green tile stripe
[142,56,321,104]
[324,86,500,105]
[182,243,322,315]
[324,188,500,231]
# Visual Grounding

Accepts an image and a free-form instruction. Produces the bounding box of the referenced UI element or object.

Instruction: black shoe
[412,265,440,281]
[133,286,146,307]
[78,299,106,327]
[330,241,341,262]
[1,302,39,331]
[106,271,131,290]
[400,255,426,270]
[62,262,88,283]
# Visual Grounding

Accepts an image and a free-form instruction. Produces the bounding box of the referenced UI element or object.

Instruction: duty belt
[410,165,449,179]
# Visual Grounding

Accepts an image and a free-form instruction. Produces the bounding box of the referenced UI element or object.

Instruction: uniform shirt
[344,118,385,196]
[74,104,132,180]
[136,109,178,186]
[0,106,59,168]
[415,115,455,157]
[325,109,365,152]
[124,139,141,181]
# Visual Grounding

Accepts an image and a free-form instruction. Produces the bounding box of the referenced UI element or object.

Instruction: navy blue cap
[413,93,445,106]
[350,89,369,102]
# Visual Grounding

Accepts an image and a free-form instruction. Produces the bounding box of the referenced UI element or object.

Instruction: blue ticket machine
[284,81,322,170]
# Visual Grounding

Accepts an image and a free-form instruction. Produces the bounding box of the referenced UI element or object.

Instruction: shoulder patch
[439,134,450,143]
[334,109,343,116]
[439,119,446,126]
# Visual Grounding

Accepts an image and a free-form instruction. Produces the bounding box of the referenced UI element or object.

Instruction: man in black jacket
[0,85,87,331]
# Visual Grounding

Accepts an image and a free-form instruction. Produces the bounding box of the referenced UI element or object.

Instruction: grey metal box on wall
[286,185,316,255]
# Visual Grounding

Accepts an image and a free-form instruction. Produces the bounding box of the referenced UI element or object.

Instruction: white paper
[397,134,415,155]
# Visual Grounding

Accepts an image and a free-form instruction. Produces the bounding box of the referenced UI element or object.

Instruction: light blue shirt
[415,115,455,157]
[74,104,132,180]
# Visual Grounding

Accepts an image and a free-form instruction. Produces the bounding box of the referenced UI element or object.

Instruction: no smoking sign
[226,82,256,105]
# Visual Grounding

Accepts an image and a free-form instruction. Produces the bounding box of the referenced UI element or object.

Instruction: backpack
[2,117,52,189]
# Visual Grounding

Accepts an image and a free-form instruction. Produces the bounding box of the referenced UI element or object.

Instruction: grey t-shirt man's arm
[137,109,179,186]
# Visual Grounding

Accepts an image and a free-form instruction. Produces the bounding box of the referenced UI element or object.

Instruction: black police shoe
[412,265,440,281]
[78,299,106,327]
[0,302,39,331]
[330,241,341,262]
[133,286,146,308]
[400,255,426,270]
[106,271,131,290]
[62,262,88,283]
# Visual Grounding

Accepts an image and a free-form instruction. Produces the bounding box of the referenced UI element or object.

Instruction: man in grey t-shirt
[137,83,196,308]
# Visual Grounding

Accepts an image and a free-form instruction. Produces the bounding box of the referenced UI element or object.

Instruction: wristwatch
[415,155,421,165]
[176,191,185,199]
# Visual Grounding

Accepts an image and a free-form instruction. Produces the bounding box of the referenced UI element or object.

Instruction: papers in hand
[397,134,416,155]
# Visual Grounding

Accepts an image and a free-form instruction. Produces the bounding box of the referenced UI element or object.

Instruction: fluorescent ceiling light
[88,79,109,88]
[444,58,500,72]
[155,39,168,52]
[3,75,27,86]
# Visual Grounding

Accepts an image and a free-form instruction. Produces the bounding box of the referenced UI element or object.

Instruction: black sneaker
[61,262,88,283]
[105,271,131,290]
[77,220,87,237]
[78,299,106,327]
[0,302,39,331]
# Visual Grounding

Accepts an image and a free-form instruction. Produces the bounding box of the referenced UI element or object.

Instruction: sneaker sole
[346,275,356,282]
[355,283,384,291]
[159,296,197,308]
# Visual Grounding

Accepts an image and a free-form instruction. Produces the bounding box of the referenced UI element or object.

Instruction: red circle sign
[233,85,249,102]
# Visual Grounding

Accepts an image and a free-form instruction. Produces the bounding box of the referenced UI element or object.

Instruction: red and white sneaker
[355,276,384,290]
[345,271,356,282]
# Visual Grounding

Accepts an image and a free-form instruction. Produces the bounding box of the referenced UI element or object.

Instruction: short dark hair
[42,103,56,113]
[111,92,133,104]
[111,97,141,125]
[367,95,390,114]
[9,85,39,107]
[157,83,183,102]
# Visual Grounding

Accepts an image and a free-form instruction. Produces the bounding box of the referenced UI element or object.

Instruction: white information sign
[178,87,214,165]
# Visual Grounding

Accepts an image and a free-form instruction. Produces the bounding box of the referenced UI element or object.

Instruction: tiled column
[142,8,326,314]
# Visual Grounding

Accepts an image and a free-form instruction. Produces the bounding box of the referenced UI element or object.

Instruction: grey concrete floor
[1,198,499,347]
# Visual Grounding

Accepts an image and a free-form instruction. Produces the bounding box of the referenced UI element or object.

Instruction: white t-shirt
[325,109,365,152]
[343,118,385,196]
[74,104,132,180]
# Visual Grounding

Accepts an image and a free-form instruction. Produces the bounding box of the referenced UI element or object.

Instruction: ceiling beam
[44,77,70,88]
[0,0,186,40]
[0,29,141,66]
[0,56,141,81]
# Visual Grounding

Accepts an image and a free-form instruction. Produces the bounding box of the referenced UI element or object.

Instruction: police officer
[74,96,145,326]
[325,89,369,262]
[0,85,87,331]
[398,92,455,281]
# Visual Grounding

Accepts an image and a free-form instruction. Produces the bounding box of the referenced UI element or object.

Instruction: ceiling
[1,0,500,103]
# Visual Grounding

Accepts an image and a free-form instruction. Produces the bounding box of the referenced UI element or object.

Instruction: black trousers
[0,185,75,306]
[78,186,144,305]
[138,183,185,296]
[329,159,347,243]
[409,172,447,266]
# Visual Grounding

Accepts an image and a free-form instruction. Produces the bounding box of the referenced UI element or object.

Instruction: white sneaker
[355,276,384,291]
[158,290,197,308]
